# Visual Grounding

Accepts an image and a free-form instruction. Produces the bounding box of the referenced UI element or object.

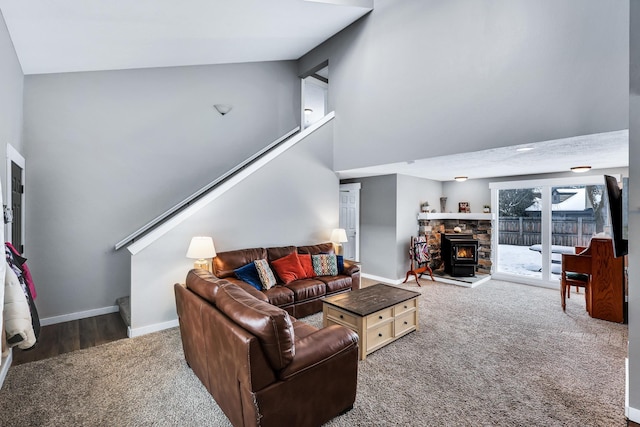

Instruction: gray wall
[300,0,629,171]
[23,61,300,319]
[396,174,442,279]
[344,174,443,281]
[351,175,397,279]
[629,0,640,417]
[0,10,23,191]
[130,119,338,331]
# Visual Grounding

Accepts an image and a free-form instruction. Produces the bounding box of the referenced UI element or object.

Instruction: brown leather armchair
[175,269,359,427]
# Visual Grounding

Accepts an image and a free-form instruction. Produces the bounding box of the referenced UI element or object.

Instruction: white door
[339,184,360,261]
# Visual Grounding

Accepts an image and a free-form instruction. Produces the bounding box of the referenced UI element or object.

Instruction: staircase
[114,112,336,337]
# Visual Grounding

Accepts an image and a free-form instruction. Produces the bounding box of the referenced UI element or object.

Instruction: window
[490,176,611,287]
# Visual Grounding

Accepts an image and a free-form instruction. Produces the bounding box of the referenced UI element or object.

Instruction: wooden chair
[561,248,592,313]
[403,235,434,286]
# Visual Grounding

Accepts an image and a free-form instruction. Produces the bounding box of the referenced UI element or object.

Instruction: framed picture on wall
[458,202,470,213]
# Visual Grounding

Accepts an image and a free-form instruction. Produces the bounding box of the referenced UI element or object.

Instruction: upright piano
[562,237,627,323]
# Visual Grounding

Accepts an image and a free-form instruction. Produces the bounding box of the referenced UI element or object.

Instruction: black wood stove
[441,234,479,277]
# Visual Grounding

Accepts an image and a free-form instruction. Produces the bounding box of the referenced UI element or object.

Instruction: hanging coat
[3,262,36,349]
[4,245,40,345]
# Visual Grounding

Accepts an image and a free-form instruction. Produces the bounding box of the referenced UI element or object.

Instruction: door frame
[339,183,361,261]
[6,144,25,251]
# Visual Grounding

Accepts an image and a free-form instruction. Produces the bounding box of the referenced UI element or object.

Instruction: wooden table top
[323,283,420,317]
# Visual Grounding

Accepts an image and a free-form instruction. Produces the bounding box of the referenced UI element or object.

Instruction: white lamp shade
[330,228,348,243]
[186,236,216,259]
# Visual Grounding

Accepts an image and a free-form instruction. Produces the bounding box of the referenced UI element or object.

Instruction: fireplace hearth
[441,234,479,277]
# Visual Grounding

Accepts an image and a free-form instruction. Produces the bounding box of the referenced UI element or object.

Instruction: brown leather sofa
[175,269,359,427]
[212,242,360,318]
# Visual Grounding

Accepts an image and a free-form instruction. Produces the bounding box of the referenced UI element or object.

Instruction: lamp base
[193,259,209,271]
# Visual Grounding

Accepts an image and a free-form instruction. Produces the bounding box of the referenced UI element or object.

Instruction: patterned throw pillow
[254,259,277,290]
[311,254,338,276]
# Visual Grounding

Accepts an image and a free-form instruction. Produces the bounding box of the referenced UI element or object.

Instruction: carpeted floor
[0,280,628,426]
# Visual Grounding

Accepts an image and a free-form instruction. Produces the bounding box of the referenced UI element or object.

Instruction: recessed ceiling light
[454,176,468,182]
[516,147,535,152]
[570,166,591,173]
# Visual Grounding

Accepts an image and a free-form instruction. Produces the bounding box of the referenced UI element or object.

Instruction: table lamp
[186,236,216,270]
[330,228,348,256]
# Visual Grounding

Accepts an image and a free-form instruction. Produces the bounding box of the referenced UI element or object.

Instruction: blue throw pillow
[234,262,263,291]
[336,255,344,274]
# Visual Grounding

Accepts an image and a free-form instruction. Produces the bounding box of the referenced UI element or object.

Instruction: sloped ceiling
[0,0,372,74]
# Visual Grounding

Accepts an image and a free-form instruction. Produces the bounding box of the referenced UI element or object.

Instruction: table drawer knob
[378,333,383,337]
[379,315,383,319]
[339,314,344,319]
[404,305,408,309]
[404,321,408,325]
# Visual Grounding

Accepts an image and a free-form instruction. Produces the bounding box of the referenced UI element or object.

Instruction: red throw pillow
[271,252,307,284]
[297,253,316,279]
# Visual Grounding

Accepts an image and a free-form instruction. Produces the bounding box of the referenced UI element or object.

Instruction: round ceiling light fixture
[570,166,591,173]
[454,176,468,182]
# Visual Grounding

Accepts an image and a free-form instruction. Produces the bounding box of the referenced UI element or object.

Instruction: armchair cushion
[216,282,295,370]
[279,325,358,380]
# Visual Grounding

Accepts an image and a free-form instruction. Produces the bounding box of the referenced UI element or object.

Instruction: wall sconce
[186,236,216,270]
[454,176,468,182]
[330,228,348,256]
[570,166,591,173]
[214,104,233,115]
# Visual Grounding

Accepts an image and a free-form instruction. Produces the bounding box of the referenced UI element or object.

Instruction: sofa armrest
[343,260,361,290]
[278,325,358,380]
[343,260,360,276]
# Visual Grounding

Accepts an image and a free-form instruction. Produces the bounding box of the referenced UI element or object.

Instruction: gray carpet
[0,280,628,426]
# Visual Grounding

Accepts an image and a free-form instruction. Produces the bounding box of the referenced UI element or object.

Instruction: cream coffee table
[322,283,420,360]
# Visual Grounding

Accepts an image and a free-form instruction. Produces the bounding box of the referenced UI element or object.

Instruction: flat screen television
[604,175,628,257]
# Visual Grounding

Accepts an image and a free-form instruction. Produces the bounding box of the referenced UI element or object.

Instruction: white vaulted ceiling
[0,0,372,74]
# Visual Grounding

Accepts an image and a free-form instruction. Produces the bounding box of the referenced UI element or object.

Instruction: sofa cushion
[297,253,316,279]
[312,254,338,276]
[317,275,352,294]
[285,278,326,302]
[271,252,307,284]
[213,247,268,279]
[263,285,295,307]
[254,259,277,290]
[216,282,295,370]
[297,242,334,255]
[266,246,297,263]
[234,262,263,291]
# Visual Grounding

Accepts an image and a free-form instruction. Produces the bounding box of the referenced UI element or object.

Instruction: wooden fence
[498,217,596,247]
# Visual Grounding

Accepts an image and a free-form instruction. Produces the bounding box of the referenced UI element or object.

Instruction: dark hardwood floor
[11,312,128,366]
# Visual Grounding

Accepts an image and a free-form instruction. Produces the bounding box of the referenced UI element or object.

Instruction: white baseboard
[128,319,179,338]
[628,406,640,423]
[40,305,119,326]
[0,350,13,389]
[361,273,404,285]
